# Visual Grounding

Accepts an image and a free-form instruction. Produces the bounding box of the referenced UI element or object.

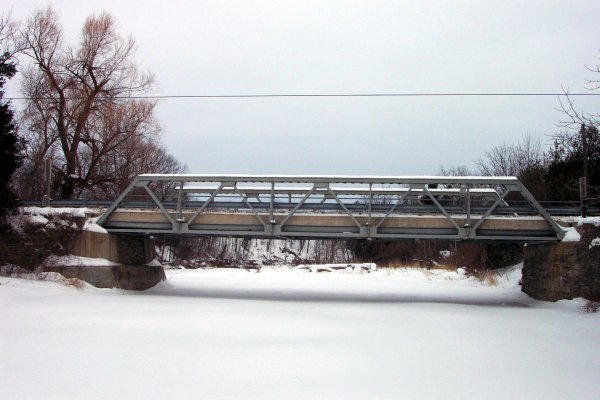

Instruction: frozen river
[1,266,598,399]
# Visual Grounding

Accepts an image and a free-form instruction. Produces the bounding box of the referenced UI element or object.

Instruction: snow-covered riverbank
[1,266,598,399]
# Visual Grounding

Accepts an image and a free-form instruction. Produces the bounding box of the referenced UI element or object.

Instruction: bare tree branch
[15,7,182,200]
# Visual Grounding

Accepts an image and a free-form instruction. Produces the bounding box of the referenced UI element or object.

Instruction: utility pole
[580,124,588,218]
[43,158,52,207]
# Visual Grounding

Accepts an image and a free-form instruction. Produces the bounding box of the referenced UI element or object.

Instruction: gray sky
[6,0,600,175]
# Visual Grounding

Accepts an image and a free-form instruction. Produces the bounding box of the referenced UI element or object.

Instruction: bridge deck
[102,209,558,240]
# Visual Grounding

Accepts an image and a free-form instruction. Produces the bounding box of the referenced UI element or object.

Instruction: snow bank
[23,214,49,227]
[22,206,91,218]
[561,226,582,242]
[83,217,108,234]
[296,262,376,273]
[42,255,119,267]
[146,258,163,267]
[578,216,600,227]
[0,264,84,285]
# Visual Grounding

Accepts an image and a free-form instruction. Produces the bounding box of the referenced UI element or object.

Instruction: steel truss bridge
[94,174,567,242]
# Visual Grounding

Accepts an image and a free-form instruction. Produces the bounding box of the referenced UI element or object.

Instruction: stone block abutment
[522,223,600,301]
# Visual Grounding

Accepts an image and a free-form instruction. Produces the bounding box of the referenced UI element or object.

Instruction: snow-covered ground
[1,266,598,400]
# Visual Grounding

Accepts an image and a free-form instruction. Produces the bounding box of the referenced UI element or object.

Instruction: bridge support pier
[522,225,600,301]
[45,231,165,290]
[75,231,156,265]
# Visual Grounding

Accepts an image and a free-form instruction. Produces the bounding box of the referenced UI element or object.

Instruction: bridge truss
[97,174,566,241]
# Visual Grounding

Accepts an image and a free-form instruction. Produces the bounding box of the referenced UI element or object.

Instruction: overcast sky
[6,1,600,175]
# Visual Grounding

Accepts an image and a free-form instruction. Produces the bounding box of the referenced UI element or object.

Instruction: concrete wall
[64,231,163,290]
[41,264,166,290]
[75,231,155,265]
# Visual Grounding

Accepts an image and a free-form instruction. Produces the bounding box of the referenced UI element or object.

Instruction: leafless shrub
[580,300,599,313]
[469,269,499,286]
[62,277,85,289]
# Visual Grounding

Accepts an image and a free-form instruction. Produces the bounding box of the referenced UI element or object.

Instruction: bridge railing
[96,174,566,241]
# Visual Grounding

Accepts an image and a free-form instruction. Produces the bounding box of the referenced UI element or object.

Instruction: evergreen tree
[0,50,23,216]
[547,124,600,203]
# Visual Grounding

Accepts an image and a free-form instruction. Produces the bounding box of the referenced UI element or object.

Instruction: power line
[5,92,600,100]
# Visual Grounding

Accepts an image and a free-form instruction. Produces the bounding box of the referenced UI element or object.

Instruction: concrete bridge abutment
[44,231,166,290]
[75,231,156,265]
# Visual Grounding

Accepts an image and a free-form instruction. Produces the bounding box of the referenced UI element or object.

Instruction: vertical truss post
[465,187,471,227]
[367,183,373,227]
[176,181,185,222]
[269,181,275,224]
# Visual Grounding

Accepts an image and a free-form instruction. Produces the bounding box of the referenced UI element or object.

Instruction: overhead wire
[5,92,600,101]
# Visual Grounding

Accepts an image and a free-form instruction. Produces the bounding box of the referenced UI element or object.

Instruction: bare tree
[551,53,600,204]
[17,7,182,199]
[0,11,22,59]
[468,134,549,199]
[438,165,474,176]
[557,87,599,130]
[475,133,545,178]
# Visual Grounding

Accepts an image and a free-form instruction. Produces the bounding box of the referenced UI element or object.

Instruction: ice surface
[1,265,598,400]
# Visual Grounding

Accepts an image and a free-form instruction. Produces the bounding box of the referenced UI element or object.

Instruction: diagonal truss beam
[375,188,412,229]
[327,187,361,228]
[187,184,224,225]
[280,185,317,227]
[423,186,462,232]
[233,185,267,227]
[96,177,142,225]
[143,183,177,228]
[471,188,510,232]
[515,182,566,239]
